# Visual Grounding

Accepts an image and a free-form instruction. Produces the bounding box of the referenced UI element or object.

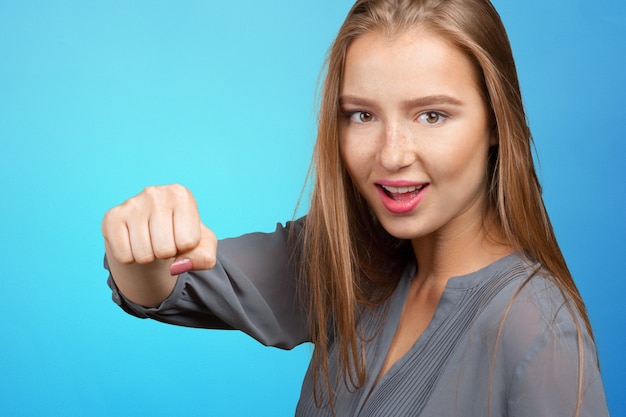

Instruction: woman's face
[339,30,495,243]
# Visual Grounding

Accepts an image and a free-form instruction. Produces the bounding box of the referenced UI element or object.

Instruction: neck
[411,212,514,286]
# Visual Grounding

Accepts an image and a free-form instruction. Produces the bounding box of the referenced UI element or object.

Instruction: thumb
[170,224,217,276]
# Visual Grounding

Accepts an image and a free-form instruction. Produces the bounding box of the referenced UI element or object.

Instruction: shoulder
[475,255,596,372]
[478,254,576,328]
[502,258,578,333]
[473,254,588,355]
[487,259,607,415]
[465,254,606,415]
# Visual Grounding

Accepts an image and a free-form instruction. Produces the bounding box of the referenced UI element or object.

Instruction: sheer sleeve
[106,220,309,350]
[503,280,608,417]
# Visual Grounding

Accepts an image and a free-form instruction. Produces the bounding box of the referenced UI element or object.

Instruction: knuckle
[176,236,200,253]
[116,252,136,265]
[119,195,142,215]
[140,184,195,210]
[171,184,195,204]
[169,183,187,195]
[142,185,162,204]
[198,252,216,270]
[143,185,160,196]
[102,207,121,231]
[153,245,177,260]
[106,243,135,265]
[133,250,156,265]
[134,256,155,265]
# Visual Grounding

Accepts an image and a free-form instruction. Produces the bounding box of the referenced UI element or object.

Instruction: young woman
[102,0,608,415]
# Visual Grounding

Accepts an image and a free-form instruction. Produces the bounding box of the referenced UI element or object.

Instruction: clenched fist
[102,184,217,306]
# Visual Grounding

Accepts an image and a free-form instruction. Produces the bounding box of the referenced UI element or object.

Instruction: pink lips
[376,181,428,214]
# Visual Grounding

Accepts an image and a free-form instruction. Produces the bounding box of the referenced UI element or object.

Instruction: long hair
[298,0,594,411]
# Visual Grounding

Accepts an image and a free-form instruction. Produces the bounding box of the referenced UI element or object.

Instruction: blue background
[0,1,624,415]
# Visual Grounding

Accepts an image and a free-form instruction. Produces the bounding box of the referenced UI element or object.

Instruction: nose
[379,121,415,172]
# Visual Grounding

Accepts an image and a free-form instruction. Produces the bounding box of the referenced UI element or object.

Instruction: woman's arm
[103,184,309,348]
[500,278,609,417]
[101,184,217,307]
[506,320,608,417]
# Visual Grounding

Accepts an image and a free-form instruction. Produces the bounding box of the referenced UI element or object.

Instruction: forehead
[342,30,482,99]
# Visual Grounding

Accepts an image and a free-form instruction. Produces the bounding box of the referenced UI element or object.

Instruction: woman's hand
[102,184,217,306]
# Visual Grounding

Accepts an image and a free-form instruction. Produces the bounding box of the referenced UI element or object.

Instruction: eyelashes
[417,111,447,125]
[341,110,449,126]
[346,111,374,123]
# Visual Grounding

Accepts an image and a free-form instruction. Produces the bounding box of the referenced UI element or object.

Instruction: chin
[377,220,423,241]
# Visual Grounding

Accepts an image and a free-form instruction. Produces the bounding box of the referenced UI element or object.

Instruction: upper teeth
[382,184,423,193]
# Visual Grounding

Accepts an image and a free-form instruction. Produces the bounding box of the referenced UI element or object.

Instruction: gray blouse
[107,221,608,416]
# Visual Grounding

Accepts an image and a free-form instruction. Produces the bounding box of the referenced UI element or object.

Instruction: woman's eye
[418,111,446,125]
[349,111,374,123]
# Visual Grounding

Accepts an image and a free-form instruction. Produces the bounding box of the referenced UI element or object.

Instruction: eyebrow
[339,94,464,109]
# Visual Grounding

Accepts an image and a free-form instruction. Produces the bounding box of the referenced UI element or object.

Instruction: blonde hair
[296,0,593,412]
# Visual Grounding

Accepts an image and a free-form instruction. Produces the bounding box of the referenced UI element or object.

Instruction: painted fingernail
[170,258,193,276]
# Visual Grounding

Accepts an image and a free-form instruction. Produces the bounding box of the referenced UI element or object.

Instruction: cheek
[340,136,369,180]
[430,131,491,184]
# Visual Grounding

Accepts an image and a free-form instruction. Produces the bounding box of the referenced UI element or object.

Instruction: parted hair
[295,0,593,413]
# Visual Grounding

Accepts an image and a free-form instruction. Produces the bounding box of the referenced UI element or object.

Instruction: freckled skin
[340,30,506,376]
[340,30,496,245]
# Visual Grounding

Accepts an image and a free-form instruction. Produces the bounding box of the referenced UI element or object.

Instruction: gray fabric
[107,221,608,416]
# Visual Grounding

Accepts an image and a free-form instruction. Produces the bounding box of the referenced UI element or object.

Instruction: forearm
[106,224,311,349]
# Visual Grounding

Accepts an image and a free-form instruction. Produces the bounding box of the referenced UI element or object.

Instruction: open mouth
[380,184,427,202]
